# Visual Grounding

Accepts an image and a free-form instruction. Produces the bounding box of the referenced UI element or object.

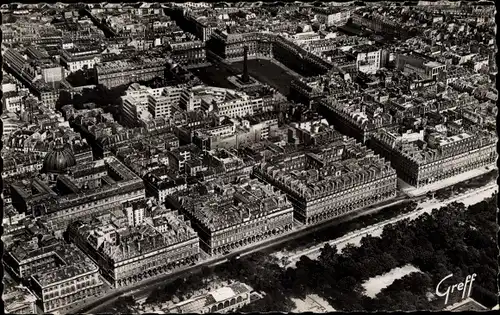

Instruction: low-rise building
[164,282,254,313]
[3,279,37,314]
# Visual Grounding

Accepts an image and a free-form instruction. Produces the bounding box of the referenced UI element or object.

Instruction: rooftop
[31,244,98,288]
[71,204,198,263]
[178,178,292,231]
[257,138,394,200]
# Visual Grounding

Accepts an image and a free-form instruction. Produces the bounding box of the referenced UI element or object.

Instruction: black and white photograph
[1,1,497,314]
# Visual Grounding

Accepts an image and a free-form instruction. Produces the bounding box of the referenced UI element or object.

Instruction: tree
[318,243,339,266]
[66,70,91,87]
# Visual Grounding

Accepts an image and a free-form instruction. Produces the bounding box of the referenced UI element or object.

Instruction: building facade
[60,47,102,73]
[371,128,496,187]
[168,40,207,67]
[10,156,145,234]
[254,139,398,225]
[68,202,200,288]
[171,178,294,255]
[96,58,166,88]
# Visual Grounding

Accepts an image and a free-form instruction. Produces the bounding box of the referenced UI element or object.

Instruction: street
[281,182,498,268]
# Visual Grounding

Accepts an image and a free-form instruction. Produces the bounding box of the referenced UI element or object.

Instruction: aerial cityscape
[1,1,497,314]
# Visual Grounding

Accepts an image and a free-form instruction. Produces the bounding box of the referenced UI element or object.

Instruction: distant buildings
[95,57,167,88]
[351,12,413,39]
[207,30,273,60]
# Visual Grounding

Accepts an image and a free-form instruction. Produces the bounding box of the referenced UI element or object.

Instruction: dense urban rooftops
[178,178,292,231]
[96,57,167,74]
[31,244,98,288]
[71,204,197,263]
[258,137,395,200]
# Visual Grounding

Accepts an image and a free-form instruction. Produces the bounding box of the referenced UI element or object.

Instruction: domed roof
[43,143,77,174]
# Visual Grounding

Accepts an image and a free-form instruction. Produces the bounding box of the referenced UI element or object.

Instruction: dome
[43,143,77,174]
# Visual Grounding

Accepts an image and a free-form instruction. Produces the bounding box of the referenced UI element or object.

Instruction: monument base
[227,75,262,89]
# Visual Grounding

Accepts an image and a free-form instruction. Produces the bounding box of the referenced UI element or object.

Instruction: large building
[120,85,155,127]
[289,77,326,106]
[371,127,496,187]
[10,155,145,234]
[354,46,389,74]
[3,49,39,83]
[395,52,446,80]
[3,229,102,314]
[181,86,262,118]
[67,201,200,288]
[193,115,280,151]
[207,30,333,76]
[208,30,273,60]
[96,57,167,88]
[30,244,102,313]
[168,40,207,67]
[60,46,102,73]
[254,136,397,225]
[318,96,396,144]
[148,86,183,119]
[170,178,294,255]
